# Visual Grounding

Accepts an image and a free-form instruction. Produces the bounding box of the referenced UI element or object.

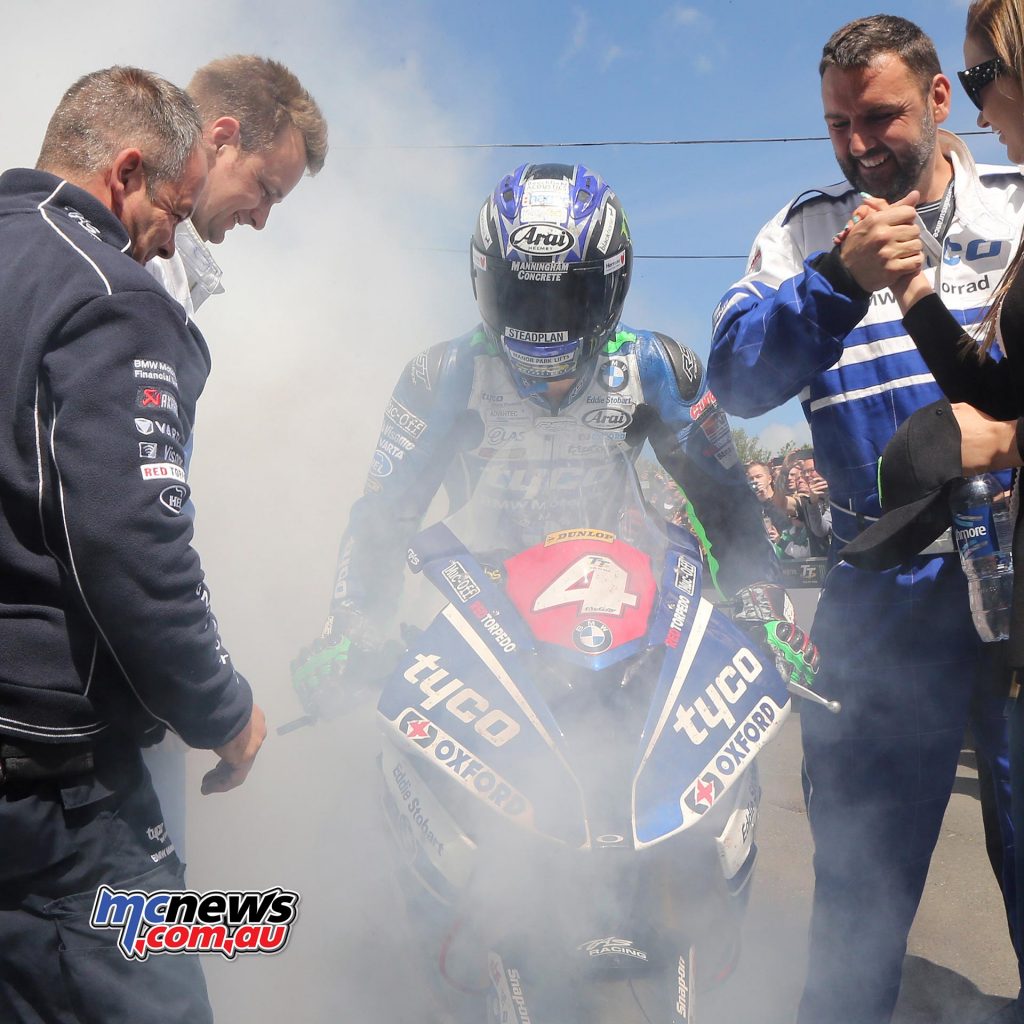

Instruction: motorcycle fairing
[632,599,790,847]
[408,521,535,659]
[379,747,474,906]
[502,532,658,670]
[383,704,539,824]
[378,610,588,846]
[409,524,578,754]
[633,545,705,763]
[713,762,761,883]
[648,547,703,653]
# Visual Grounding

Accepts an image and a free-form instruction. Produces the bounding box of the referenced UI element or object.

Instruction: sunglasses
[958,57,1008,110]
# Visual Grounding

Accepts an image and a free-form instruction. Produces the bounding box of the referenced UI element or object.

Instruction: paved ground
[712,707,1018,1024]
[718,586,1019,1023]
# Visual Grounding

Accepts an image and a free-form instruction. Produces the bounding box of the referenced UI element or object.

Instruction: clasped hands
[833,190,929,302]
[833,193,1021,474]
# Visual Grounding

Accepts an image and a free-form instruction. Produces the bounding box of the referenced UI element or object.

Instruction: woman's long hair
[967,0,1024,350]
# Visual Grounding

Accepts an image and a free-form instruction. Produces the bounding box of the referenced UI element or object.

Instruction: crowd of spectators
[638,462,694,533]
[638,450,831,562]
[746,451,832,559]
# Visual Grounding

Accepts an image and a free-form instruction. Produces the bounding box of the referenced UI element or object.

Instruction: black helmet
[471,163,632,392]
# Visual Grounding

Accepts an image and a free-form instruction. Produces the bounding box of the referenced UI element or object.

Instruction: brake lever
[787,679,841,714]
[276,714,318,736]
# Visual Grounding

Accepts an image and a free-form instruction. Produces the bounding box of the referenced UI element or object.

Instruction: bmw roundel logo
[600,359,628,392]
[573,619,613,654]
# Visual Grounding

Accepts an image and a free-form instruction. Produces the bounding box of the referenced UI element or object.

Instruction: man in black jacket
[0,66,265,1024]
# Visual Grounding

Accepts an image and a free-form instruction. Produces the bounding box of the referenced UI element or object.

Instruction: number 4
[533,555,638,616]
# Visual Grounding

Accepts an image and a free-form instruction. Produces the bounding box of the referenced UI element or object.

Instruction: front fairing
[378,439,790,855]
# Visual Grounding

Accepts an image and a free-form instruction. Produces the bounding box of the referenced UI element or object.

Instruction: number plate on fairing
[503,532,658,668]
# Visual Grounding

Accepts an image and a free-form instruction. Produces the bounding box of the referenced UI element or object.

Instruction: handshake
[828,189,935,312]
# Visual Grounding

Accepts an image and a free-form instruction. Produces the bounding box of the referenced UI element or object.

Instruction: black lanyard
[918,178,956,243]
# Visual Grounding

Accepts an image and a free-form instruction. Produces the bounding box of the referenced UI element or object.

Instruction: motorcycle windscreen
[631,598,790,847]
[378,609,588,847]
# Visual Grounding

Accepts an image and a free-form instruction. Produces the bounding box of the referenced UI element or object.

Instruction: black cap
[841,399,962,571]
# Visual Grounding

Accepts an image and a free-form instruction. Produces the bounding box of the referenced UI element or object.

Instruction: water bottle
[949,474,1014,643]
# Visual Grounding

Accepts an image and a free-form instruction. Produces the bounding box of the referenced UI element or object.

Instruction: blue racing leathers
[708,131,1023,1024]
[329,322,779,636]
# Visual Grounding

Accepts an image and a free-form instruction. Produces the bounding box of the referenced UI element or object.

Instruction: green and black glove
[288,609,398,727]
[732,582,820,689]
[290,628,355,723]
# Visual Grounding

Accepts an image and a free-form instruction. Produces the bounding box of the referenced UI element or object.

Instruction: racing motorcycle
[361,448,836,1023]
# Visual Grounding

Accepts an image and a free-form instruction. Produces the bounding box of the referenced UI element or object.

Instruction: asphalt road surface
[712,707,1018,1024]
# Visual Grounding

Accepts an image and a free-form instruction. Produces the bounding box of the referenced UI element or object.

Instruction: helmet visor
[472,245,627,340]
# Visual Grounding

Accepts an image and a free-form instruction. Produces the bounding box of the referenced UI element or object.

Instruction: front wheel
[670,945,697,1023]
[483,943,699,1024]
[610,943,696,1024]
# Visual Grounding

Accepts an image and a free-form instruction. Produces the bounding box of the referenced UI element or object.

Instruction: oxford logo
[510,224,575,257]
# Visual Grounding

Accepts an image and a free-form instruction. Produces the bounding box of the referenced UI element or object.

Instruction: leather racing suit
[329,323,780,637]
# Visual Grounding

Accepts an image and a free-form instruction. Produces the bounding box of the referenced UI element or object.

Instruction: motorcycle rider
[298,163,818,709]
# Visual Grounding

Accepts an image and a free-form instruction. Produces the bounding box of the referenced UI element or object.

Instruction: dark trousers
[0,737,213,1024]
[798,557,1016,1024]
[1008,696,1024,1022]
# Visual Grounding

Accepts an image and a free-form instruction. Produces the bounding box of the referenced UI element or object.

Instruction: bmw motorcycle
[370,448,834,1023]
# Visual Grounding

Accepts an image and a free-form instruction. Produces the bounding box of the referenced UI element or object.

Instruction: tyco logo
[403,653,520,746]
[90,887,299,961]
[673,648,763,743]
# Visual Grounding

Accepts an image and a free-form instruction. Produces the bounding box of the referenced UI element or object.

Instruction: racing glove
[732,582,819,690]
[290,607,393,723]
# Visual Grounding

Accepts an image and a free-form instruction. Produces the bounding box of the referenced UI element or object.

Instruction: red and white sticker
[504,535,656,655]
[140,463,185,482]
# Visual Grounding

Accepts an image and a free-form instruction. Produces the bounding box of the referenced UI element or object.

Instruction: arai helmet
[471,163,632,393]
